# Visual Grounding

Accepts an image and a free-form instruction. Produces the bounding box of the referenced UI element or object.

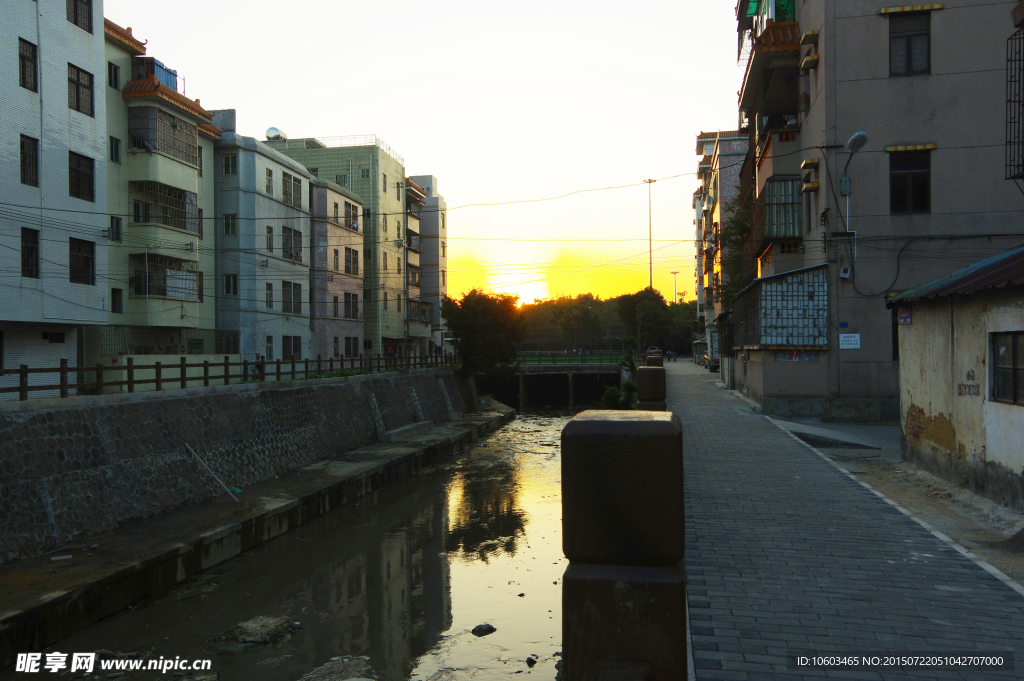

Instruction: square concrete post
[635,367,666,411]
[560,411,685,680]
[645,355,664,367]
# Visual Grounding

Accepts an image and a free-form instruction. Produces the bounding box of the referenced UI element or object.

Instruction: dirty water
[24,414,570,681]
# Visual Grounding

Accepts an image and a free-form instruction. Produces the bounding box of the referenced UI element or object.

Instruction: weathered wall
[0,368,464,565]
[899,290,1024,510]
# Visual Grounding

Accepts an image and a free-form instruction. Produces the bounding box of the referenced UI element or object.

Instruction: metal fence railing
[0,353,456,402]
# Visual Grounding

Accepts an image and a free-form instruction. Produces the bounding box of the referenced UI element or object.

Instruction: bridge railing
[516,351,637,366]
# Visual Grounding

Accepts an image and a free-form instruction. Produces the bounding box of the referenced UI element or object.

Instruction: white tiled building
[211,111,312,364]
[1,0,110,393]
[408,176,448,353]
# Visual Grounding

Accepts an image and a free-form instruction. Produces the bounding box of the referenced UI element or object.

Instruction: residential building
[404,178,432,355]
[694,130,748,383]
[82,20,222,378]
[726,0,1024,420]
[266,135,406,357]
[2,0,109,394]
[211,111,311,364]
[408,175,448,353]
[888,245,1024,510]
[308,177,363,360]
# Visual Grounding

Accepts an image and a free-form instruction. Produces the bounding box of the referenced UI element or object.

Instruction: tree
[720,195,755,309]
[441,289,524,378]
[616,287,668,340]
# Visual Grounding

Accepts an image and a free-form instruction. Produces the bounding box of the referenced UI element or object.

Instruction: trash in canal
[471,623,497,637]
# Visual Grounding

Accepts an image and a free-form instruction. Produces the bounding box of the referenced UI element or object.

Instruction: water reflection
[25,415,566,681]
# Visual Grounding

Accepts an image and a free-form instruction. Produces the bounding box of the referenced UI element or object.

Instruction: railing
[0,353,457,402]
[517,352,638,366]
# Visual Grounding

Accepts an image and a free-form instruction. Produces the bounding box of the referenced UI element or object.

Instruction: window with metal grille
[890,151,930,214]
[66,0,92,32]
[222,154,237,175]
[282,281,293,313]
[266,168,273,194]
[67,64,94,116]
[397,257,402,274]
[110,136,121,163]
[344,292,359,319]
[382,173,387,192]
[281,172,302,208]
[108,61,119,89]
[889,13,929,77]
[69,151,94,201]
[129,181,199,232]
[69,238,95,285]
[337,173,347,186]
[127,107,199,166]
[130,254,198,298]
[333,296,339,318]
[266,283,273,309]
[223,274,237,296]
[21,228,39,278]
[1008,29,1024,180]
[20,135,38,187]
[344,247,359,275]
[19,39,37,91]
[360,168,370,179]
[333,249,340,271]
[992,332,1024,405]
[109,216,122,242]
[383,253,388,271]
[282,227,302,261]
[222,213,236,235]
[266,226,274,253]
[198,145,203,177]
[216,331,239,355]
[112,288,123,314]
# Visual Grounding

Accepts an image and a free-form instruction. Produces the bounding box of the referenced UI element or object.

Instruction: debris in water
[50,555,72,562]
[471,623,496,637]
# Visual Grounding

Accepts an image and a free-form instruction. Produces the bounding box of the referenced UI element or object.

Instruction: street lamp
[643,179,657,289]
[841,131,868,260]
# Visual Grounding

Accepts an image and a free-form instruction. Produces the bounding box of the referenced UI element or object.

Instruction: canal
[33,414,568,680]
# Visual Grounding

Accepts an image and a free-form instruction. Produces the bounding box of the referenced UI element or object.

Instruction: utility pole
[643,179,656,289]
[670,271,679,302]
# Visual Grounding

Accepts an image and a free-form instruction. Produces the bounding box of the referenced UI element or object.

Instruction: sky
[104,0,744,304]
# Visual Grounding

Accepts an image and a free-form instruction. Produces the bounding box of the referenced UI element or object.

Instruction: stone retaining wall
[0,369,465,565]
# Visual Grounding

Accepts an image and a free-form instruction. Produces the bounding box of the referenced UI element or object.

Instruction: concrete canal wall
[0,368,465,565]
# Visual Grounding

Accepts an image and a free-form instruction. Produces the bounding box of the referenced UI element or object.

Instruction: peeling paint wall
[899,289,1024,510]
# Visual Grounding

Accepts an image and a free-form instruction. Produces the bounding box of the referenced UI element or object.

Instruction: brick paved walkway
[668,361,1024,680]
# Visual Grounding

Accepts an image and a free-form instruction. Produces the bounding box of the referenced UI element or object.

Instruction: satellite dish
[266,127,287,141]
[845,131,868,154]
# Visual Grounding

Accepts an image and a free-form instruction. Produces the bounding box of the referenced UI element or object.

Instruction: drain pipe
[186,443,239,502]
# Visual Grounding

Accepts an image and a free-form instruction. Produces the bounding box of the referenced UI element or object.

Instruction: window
[383,253,388,270]
[282,281,301,314]
[345,247,359,275]
[109,216,122,242]
[266,336,274,361]
[384,292,388,310]
[334,202,339,221]
[383,216,388,233]
[112,288,123,314]
[396,182,403,199]
[334,249,340,271]
[309,168,318,177]
[66,0,92,32]
[441,269,446,286]
[364,339,372,351]
[360,168,370,179]
[890,151,930,214]
[282,336,302,361]
[69,151,95,201]
[382,173,388,191]
[223,154,237,175]
[19,39,37,91]
[345,292,359,319]
[110,136,121,163]
[198,145,203,177]
[130,181,199,232]
[266,226,274,253]
[441,212,445,231]
[69,238,95,285]
[397,293,402,311]
[337,173,348,186]
[281,172,302,208]
[992,332,1024,405]
[333,296,339,317]
[266,283,273,309]
[333,337,339,358]
[67,64,94,116]
[128,107,199,166]
[890,13,929,77]
[397,257,402,274]
[20,135,38,187]
[266,168,273,194]
[223,214,237,235]
[21,228,39,278]
[441,241,446,258]
[283,227,302,261]
[223,274,238,295]
[107,61,119,89]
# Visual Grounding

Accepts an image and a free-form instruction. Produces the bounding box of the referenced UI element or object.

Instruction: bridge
[512,353,631,410]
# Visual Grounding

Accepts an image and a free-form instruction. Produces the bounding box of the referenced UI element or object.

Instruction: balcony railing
[406,299,432,323]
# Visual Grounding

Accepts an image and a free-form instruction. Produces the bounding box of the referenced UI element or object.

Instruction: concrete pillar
[635,366,667,411]
[519,373,528,412]
[560,410,685,680]
[645,355,664,367]
[567,373,574,410]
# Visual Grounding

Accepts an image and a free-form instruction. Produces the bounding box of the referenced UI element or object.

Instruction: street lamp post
[670,270,679,303]
[841,131,869,261]
[643,179,657,289]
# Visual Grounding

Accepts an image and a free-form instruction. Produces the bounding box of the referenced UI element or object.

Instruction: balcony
[407,231,421,253]
[739,20,801,108]
[750,176,802,253]
[406,299,432,323]
[129,253,200,300]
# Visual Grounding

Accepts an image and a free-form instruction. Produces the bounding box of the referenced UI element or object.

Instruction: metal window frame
[129,181,199,232]
[1007,29,1024,180]
[21,228,39,278]
[67,63,94,116]
[19,39,37,92]
[991,331,1023,405]
[888,12,930,77]
[68,151,95,201]
[69,237,95,285]
[20,135,39,187]
[66,0,92,32]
